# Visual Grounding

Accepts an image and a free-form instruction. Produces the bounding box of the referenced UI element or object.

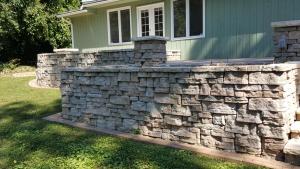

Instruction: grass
[0,76,266,169]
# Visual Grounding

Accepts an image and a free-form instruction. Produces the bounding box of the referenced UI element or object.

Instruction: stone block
[164,115,182,126]
[199,84,211,95]
[235,134,261,155]
[248,98,288,111]
[212,115,225,126]
[131,101,147,112]
[201,135,217,148]
[169,105,192,116]
[154,94,180,105]
[148,129,162,138]
[235,85,262,91]
[225,118,250,135]
[225,97,248,104]
[182,95,201,106]
[123,119,138,130]
[182,85,199,95]
[170,84,183,94]
[224,72,248,84]
[211,84,234,96]
[202,102,236,115]
[249,72,287,85]
[146,103,163,118]
[258,125,288,139]
[236,109,262,124]
[172,129,195,138]
[211,128,235,138]
[110,96,130,105]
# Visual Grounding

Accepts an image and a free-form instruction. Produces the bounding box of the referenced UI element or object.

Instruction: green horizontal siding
[72,0,300,60]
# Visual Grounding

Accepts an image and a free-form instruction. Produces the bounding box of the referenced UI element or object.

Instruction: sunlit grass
[0,77,265,169]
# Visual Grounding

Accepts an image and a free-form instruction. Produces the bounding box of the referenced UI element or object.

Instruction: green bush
[0,59,21,72]
[0,0,80,64]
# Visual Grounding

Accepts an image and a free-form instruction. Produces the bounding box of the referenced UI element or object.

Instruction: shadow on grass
[0,100,262,169]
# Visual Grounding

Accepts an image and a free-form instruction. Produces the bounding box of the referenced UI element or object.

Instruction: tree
[0,0,80,64]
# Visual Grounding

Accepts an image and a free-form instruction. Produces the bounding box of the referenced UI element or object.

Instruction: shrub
[0,59,21,72]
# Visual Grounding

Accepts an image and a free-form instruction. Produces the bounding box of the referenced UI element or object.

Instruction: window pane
[121,9,131,42]
[173,0,186,38]
[109,11,119,43]
[141,10,149,37]
[154,7,163,36]
[190,0,203,36]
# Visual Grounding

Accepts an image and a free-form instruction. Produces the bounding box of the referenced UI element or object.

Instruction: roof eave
[82,0,120,8]
[57,9,95,18]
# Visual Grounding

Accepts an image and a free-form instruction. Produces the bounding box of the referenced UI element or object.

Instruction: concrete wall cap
[132,36,170,42]
[53,48,80,53]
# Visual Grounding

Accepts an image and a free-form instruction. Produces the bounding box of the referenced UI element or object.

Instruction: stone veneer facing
[36,37,180,88]
[61,64,298,160]
[272,20,300,62]
[132,36,169,66]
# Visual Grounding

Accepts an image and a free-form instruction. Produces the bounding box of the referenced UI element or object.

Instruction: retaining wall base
[44,112,298,169]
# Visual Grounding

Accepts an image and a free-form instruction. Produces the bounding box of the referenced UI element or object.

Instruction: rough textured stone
[235,134,261,155]
[248,98,288,111]
[202,102,236,115]
[60,57,297,160]
[249,72,287,85]
[164,115,182,126]
[224,72,248,84]
[258,125,288,139]
[154,94,180,105]
[211,84,234,96]
[110,96,130,105]
[131,101,147,112]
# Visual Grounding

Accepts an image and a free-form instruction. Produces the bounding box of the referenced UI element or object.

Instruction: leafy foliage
[0,0,80,64]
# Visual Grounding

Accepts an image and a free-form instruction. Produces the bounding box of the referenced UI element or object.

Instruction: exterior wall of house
[72,0,300,60]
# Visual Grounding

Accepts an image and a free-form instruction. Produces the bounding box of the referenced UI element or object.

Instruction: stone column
[132,36,169,66]
[272,20,300,62]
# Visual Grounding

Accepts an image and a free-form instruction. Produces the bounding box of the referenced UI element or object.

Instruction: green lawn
[0,77,265,169]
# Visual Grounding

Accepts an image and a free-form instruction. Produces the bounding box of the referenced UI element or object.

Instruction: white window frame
[137,2,165,37]
[107,6,132,46]
[71,22,75,48]
[171,0,205,41]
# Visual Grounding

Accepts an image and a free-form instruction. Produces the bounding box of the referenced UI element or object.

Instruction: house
[59,0,300,60]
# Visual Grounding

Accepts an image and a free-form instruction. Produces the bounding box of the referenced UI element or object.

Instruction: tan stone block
[224,72,248,84]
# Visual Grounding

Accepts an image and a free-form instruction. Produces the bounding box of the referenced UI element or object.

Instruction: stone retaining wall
[36,37,181,88]
[60,64,298,159]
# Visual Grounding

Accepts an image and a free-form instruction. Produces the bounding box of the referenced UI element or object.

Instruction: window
[172,0,205,39]
[107,7,132,45]
[137,3,165,37]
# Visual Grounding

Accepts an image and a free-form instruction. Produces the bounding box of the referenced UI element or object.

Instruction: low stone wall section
[272,20,300,62]
[60,64,298,159]
[36,50,181,88]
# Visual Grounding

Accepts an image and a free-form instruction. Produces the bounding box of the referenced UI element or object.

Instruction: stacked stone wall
[273,20,300,62]
[36,50,135,87]
[37,45,180,88]
[61,64,298,159]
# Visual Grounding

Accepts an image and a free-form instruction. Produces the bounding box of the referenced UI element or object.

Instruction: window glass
[173,0,186,38]
[121,9,131,42]
[190,0,203,36]
[154,7,164,36]
[109,11,119,43]
[141,10,150,37]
